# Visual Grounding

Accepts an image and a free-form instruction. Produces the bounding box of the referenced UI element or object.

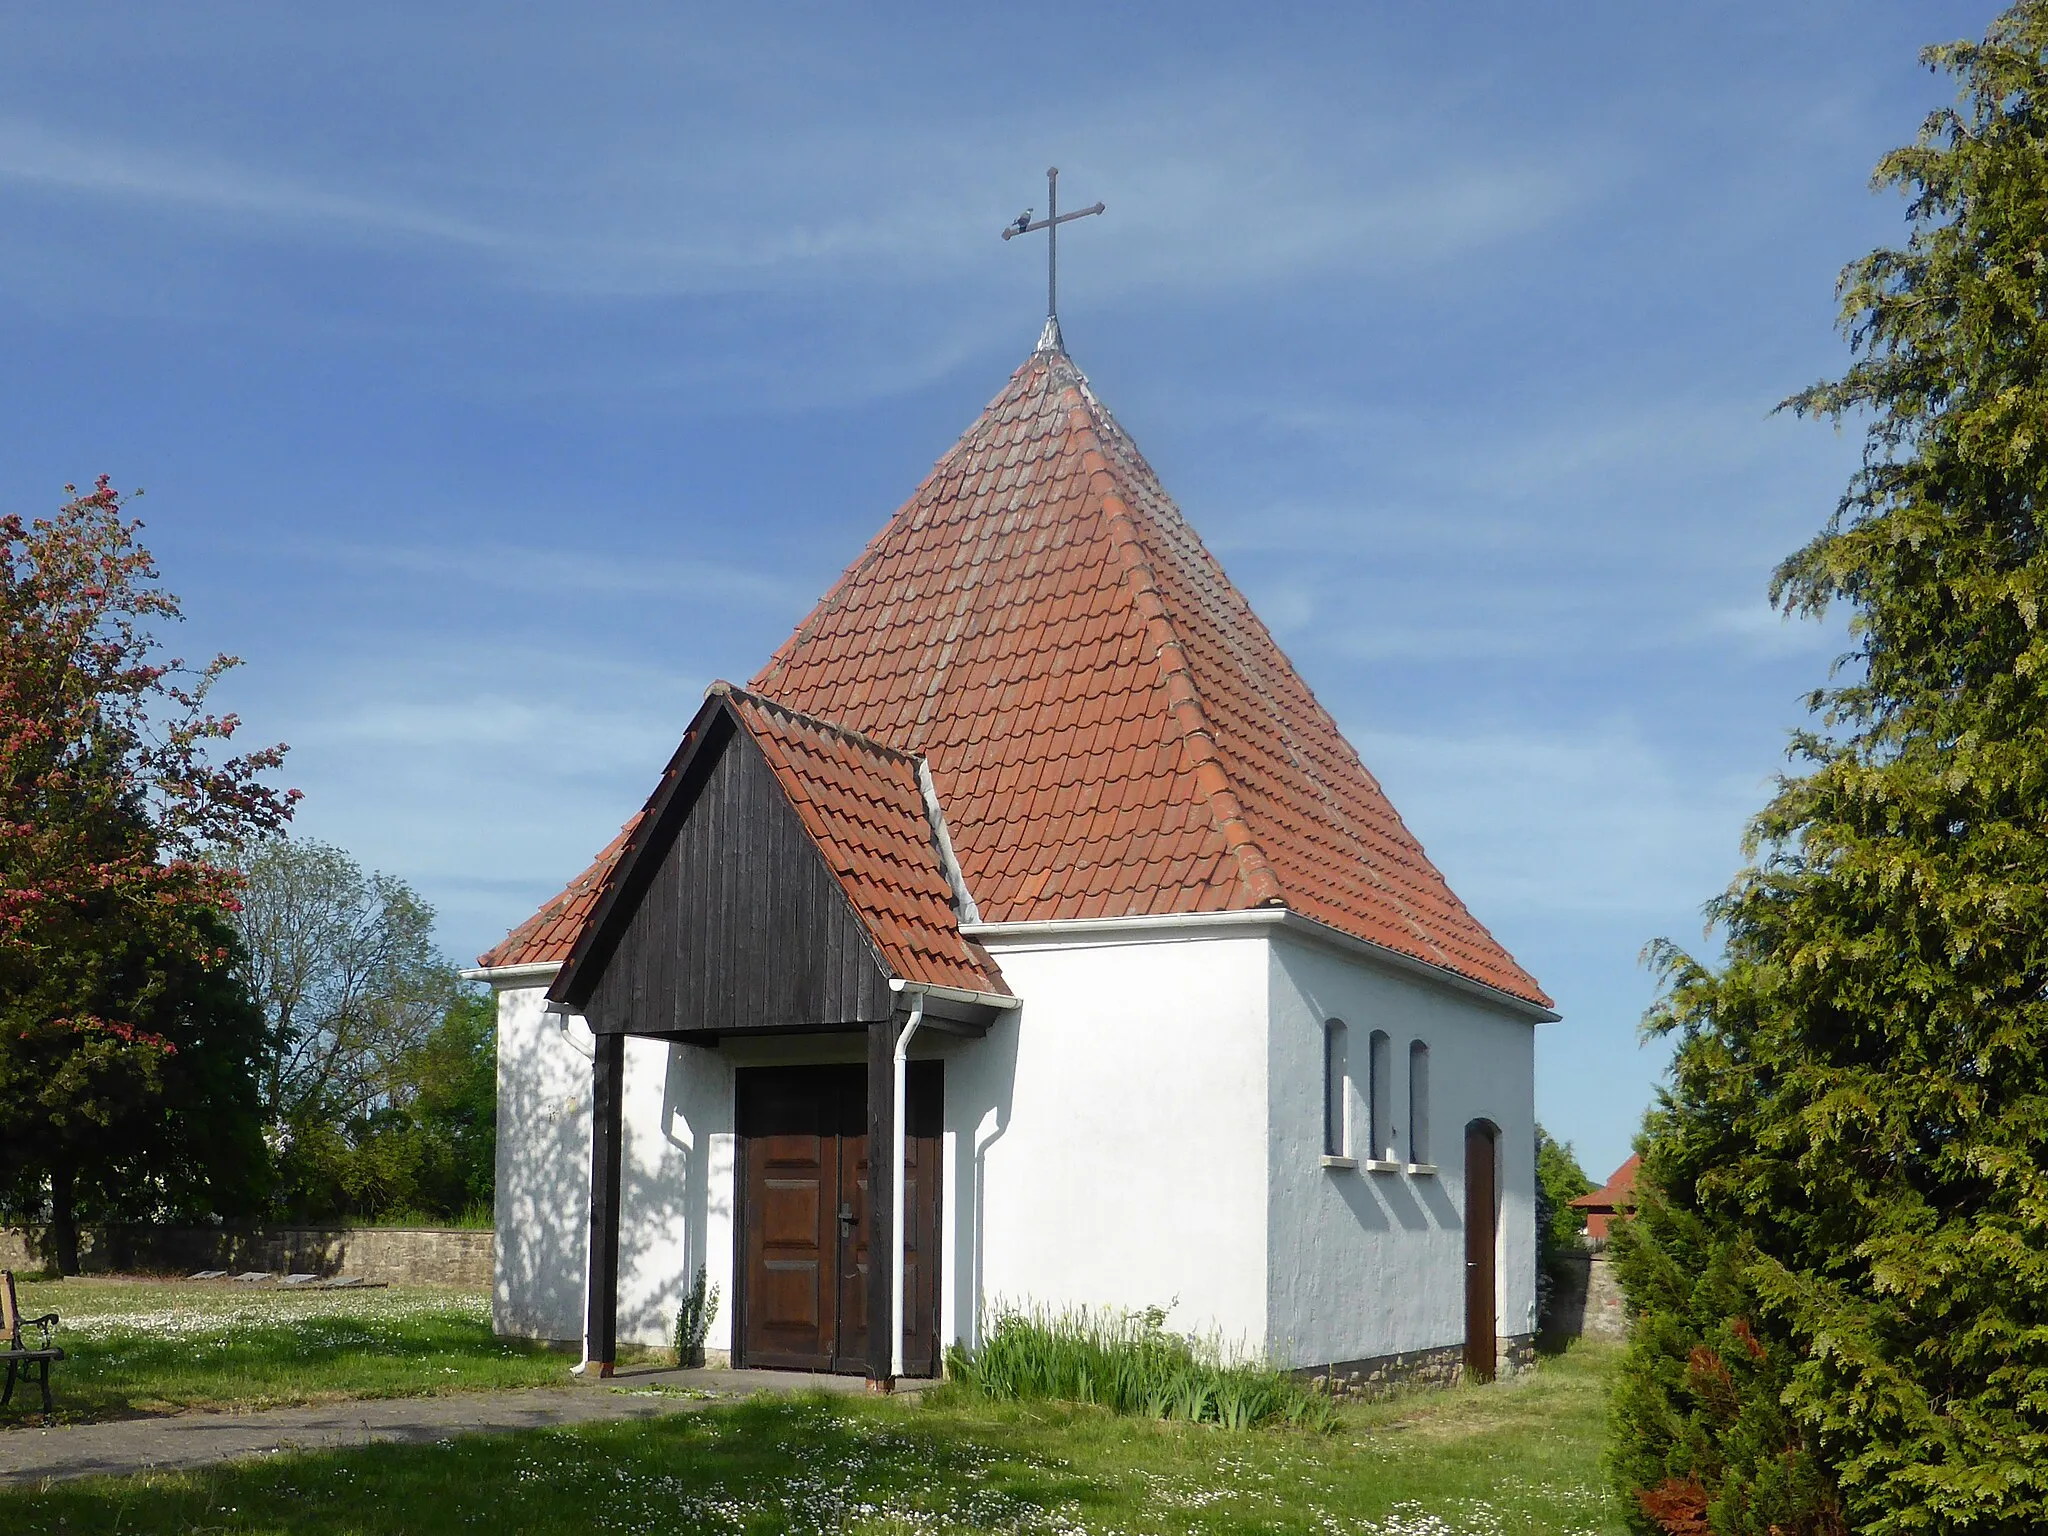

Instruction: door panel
[899,1063,943,1377]
[760,1170,824,1248]
[832,1072,870,1374]
[758,1256,823,1329]
[738,1068,853,1370]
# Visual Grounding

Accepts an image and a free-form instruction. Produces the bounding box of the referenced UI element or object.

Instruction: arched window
[1408,1040,1431,1166]
[1368,1029,1393,1162]
[1322,1020,1350,1157]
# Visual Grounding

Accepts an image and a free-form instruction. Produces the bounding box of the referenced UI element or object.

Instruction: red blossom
[2,476,290,1067]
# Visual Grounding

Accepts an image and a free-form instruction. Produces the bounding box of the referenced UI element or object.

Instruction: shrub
[675,1264,719,1364]
[944,1303,1333,1432]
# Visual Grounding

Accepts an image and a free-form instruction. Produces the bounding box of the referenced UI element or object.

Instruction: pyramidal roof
[485,335,1548,1011]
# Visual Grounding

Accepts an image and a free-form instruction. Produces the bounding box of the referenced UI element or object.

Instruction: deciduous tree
[233,838,494,1221]
[234,837,450,1135]
[1535,1127,1592,1332]
[0,479,296,1269]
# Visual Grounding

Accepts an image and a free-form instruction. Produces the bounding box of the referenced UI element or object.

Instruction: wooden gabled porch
[543,686,1013,1390]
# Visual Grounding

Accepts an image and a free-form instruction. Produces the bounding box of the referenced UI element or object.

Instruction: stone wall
[1304,1332,1539,1400]
[0,1226,493,1288]
[1545,1248,1626,1341]
[1582,1251,1626,1338]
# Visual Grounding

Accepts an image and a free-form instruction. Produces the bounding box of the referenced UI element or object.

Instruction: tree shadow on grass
[2,1314,564,1425]
[1,1396,1118,1536]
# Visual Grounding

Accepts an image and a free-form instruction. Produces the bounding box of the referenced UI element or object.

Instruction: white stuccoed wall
[490,920,1541,1371]
[956,930,1272,1356]
[492,983,588,1344]
[618,1032,733,1351]
[492,980,733,1351]
[1265,929,1539,1368]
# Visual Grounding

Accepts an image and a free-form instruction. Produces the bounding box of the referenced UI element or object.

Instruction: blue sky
[0,2,1998,1178]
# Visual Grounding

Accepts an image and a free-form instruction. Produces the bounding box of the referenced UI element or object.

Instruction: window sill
[1363,1159,1404,1174]
[1319,1155,1357,1171]
[1407,1162,1438,1176]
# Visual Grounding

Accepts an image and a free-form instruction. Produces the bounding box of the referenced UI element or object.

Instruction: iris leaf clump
[945,1303,1334,1431]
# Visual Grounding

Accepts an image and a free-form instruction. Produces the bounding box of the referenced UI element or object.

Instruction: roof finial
[1001,166,1104,350]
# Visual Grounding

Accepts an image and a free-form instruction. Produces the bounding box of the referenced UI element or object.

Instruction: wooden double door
[735,1062,943,1376]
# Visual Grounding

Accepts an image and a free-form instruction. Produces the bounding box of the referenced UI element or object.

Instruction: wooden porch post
[865,1017,897,1391]
[586,1029,625,1378]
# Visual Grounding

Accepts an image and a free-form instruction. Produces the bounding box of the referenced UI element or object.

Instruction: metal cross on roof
[1002,167,1105,344]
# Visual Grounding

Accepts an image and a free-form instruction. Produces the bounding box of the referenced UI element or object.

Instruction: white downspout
[890,986,926,1381]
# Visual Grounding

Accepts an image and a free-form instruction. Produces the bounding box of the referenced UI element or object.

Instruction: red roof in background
[484,339,1548,1012]
[477,818,639,969]
[723,687,1005,995]
[1572,1153,1641,1212]
[749,343,1549,1007]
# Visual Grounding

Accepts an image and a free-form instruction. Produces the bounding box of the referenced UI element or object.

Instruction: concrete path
[0,1366,906,1487]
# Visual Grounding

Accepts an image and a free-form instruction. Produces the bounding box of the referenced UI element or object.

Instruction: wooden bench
[1,1270,62,1412]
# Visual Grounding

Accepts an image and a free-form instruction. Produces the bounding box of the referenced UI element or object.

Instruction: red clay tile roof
[480,688,1004,997]
[722,686,1005,995]
[486,338,1546,1011]
[748,342,1550,1008]
[476,818,640,969]
[1571,1153,1641,1213]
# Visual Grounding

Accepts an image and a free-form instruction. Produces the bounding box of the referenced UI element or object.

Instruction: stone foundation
[0,1225,493,1288]
[1304,1333,1538,1399]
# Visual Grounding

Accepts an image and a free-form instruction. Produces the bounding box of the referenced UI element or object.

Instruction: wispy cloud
[1211,389,1809,511]
[0,70,1601,305]
[471,313,1012,416]
[1703,598,1847,658]
[267,641,706,960]
[1355,721,1760,924]
[0,117,501,249]
[294,539,814,607]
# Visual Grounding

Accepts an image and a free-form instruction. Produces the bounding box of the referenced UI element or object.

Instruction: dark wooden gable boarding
[554,697,896,1037]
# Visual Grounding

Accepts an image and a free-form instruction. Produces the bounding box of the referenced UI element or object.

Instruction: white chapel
[470,317,1555,1390]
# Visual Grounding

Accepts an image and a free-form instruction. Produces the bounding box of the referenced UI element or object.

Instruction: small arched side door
[1463,1119,1499,1382]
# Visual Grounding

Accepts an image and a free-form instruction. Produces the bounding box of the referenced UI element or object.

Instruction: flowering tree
[0,478,298,1270]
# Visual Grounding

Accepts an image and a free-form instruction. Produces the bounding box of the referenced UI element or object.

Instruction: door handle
[838,1203,856,1226]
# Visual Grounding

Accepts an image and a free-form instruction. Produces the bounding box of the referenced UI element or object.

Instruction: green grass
[350,1202,496,1229]
[0,1341,1627,1534]
[946,1303,1336,1430]
[1,1278,568,1422]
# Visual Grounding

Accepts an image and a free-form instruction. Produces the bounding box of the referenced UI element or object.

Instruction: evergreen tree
[1612,7,2048,1531]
